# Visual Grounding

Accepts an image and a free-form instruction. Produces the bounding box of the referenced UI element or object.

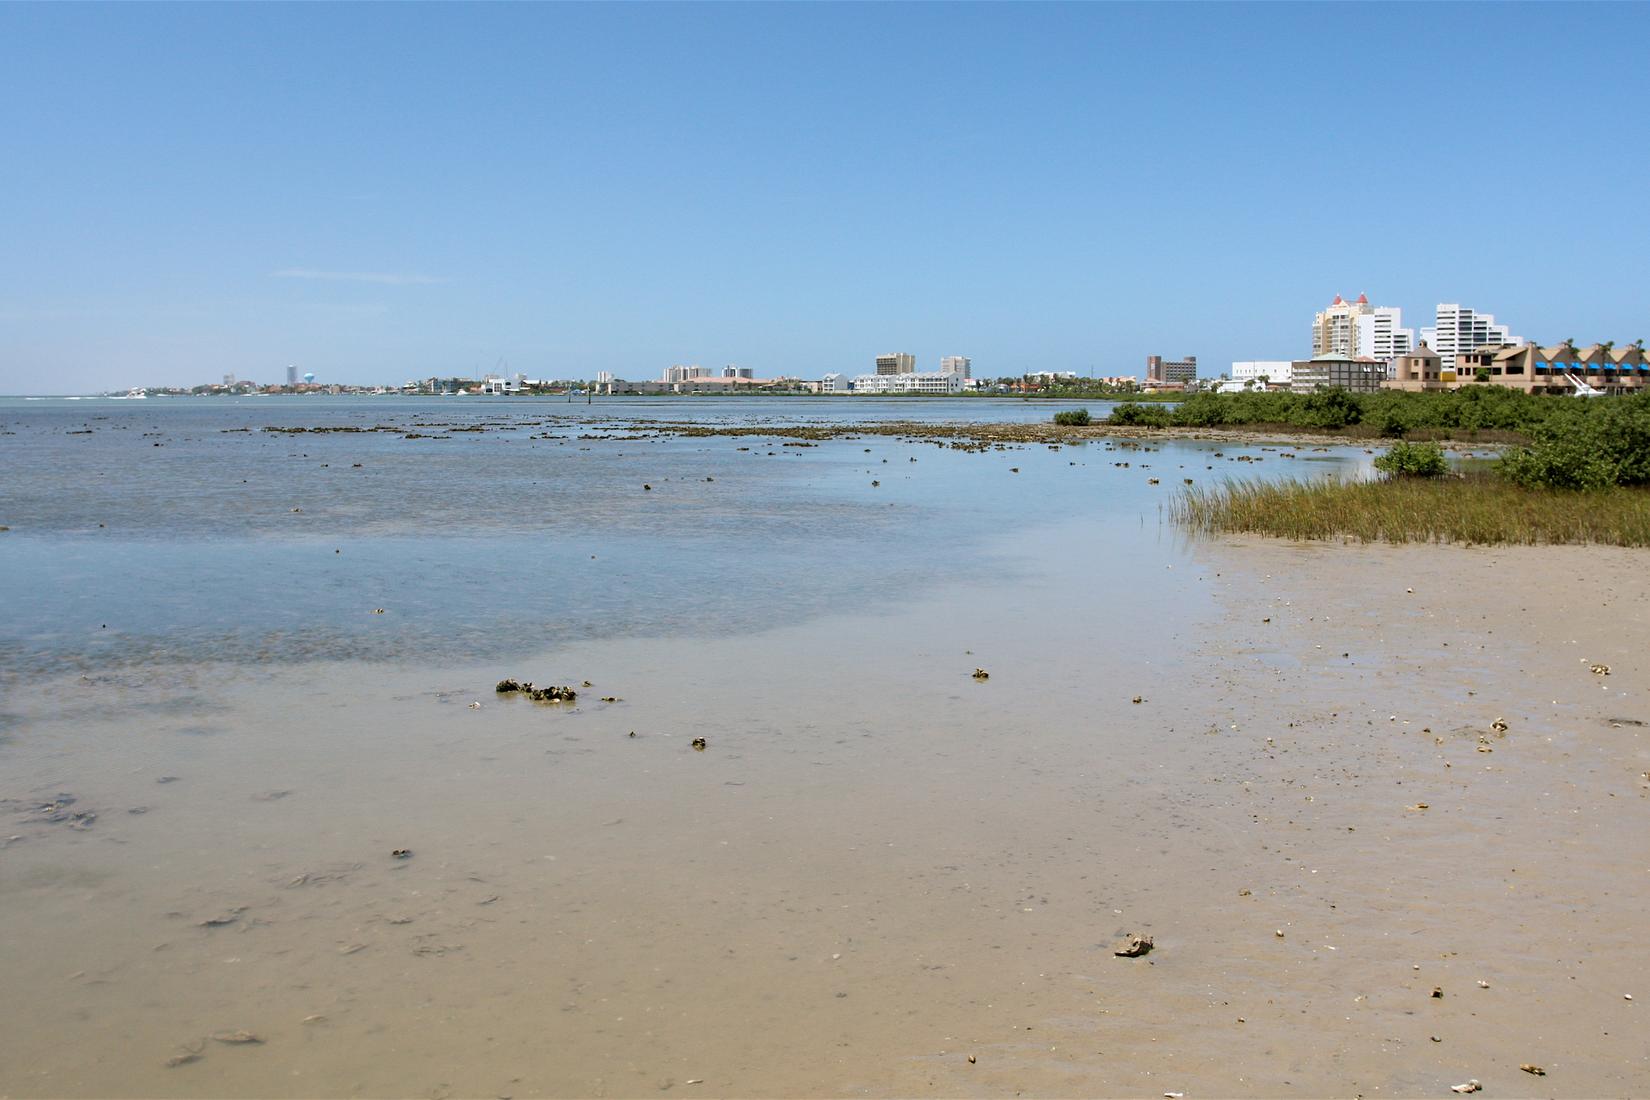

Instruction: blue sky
[2,2,1646,393]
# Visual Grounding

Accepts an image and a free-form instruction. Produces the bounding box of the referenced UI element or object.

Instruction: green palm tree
[1598,340,1616,380]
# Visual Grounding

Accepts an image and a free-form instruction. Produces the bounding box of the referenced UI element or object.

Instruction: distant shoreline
[8,390,1137,402]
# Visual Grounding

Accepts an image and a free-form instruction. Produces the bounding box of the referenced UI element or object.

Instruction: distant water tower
[303,372,316,384]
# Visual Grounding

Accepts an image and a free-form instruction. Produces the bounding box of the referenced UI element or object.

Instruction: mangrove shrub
[1373,441,1449,478]
[1499,392,1650,490]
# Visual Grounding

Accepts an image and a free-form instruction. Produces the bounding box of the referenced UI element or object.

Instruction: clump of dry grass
[1175,474,1650,546]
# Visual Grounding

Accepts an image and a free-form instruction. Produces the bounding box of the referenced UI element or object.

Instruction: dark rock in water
[391,848,413,860]
[497,678,576,703]
[1114,934,1153,958]
[690,738,707,751]
[8,793,100,830]
[527,685,578,703]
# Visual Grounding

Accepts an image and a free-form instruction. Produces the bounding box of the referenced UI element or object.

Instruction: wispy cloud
[270,268,446,286]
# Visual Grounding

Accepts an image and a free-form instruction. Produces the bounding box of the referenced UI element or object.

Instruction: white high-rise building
[938,356,971,378]
[1420,304,1523,372]
[1354,307,1414,365]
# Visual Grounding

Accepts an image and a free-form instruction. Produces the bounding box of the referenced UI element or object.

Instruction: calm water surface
[2,395,1344,681]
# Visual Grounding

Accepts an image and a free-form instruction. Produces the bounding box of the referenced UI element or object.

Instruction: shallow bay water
[2,397,1646,1097]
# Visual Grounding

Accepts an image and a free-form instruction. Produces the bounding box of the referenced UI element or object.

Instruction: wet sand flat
[2,521,1647,1097]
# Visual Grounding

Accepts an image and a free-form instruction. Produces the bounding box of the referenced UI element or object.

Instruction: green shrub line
[1175,474,1650,547]
[1052,408,1091,426]
[1107,388,1650,492]
[1108,387,1649,441]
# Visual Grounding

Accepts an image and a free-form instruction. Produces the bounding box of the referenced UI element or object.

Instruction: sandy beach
[4,500,1646,1097]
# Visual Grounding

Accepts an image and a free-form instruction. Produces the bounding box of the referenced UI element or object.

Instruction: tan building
[1410,341,1647,395]
[1385,342,1446,392]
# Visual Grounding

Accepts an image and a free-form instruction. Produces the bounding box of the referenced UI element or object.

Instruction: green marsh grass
[1175,474,1650,546]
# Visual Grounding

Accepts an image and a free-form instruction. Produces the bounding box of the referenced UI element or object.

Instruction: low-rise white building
[479,374,520,395]
[1231,360,1294,387]
[849,371,966,395]
[820,373,851,394]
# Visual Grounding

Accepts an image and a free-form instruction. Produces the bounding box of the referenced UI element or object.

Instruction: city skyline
[3,3,1647,395]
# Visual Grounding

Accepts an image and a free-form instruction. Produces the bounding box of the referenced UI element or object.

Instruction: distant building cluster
[1220,293,1642,396]
[660,364,757,384]
[147,335,1169,398]
[825,353,974,395]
